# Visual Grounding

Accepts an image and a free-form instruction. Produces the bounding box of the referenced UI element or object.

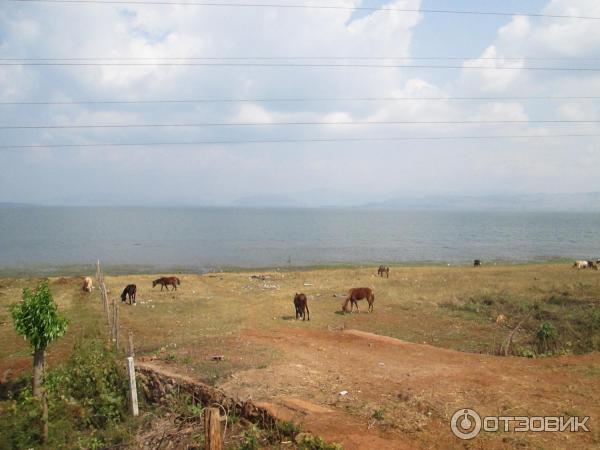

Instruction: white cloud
[1,0,600,203]
[460,46,525,93]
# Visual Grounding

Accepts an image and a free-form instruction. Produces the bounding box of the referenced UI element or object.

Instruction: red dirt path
[217,327,600,449]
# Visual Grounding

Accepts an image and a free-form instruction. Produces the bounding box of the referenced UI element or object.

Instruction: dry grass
[2,264,600,448]
[2,264,600,379]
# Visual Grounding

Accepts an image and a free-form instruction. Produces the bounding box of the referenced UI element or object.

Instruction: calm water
[0,206,598,273]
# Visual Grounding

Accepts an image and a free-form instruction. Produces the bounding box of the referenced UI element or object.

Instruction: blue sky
[0,0,599,206]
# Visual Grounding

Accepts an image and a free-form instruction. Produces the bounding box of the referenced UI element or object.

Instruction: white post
[126,356,139,416]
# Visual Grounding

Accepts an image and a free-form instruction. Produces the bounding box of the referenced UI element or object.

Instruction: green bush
[298,434,343,450]
[579,307,600,353]
[536,322,559,354]
[45,340,128,429]
[0,391,43,449]
[0,340,131,449]
[238,424,261,450]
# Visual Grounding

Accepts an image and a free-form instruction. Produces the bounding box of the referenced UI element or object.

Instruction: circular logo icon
[451,408,482,440]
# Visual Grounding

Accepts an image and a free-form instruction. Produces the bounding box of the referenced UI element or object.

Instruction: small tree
[11,281,68,397]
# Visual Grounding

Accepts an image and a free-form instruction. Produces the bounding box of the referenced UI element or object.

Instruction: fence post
[204,407,222,450]
[127,331,135,358]
[114,298,119,351]
[96,260,111,335]
[125,332,139,417]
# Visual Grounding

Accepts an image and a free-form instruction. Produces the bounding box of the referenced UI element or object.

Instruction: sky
[0,0,599,206]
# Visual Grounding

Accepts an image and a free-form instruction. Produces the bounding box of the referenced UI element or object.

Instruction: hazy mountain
[362,192,600,211]
[0,202,36,208]
[231,194,307,208]
[291,188,380,208]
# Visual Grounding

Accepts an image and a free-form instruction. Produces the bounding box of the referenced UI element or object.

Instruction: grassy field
[1,263,600,448]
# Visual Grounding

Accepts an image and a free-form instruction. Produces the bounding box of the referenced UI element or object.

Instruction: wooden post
[127,332,135,357]
[114,299,119,351]
[204,407,222,450]
[97,260,111,335]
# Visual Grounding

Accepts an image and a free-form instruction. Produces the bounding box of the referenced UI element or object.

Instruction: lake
[0,206,598,274]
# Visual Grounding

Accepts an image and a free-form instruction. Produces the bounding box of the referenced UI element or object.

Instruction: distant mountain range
[230,192,600,211]
[231,195,307,208]
[4,193,600,211]
[0,202,35,208]
[361,192,600,211]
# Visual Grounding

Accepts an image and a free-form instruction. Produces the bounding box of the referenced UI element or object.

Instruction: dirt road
[219,327,600,449]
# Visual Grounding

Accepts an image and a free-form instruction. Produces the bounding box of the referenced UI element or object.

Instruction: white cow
[573,261,589,270]
[82,276,93,292]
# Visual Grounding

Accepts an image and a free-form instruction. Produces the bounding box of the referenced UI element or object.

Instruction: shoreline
[0,258,575,277]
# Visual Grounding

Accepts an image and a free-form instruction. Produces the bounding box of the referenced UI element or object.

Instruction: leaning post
[126,332,139,416]
[114,298,119,351]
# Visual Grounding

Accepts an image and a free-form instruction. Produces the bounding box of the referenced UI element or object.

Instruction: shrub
[238,424,261,450]
[45,340,128,429]
[536,322,559,354]
[579,307,600,353]
[0,340,130,449]
[298,434,343,450]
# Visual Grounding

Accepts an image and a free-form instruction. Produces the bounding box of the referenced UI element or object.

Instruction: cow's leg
[306,304,310,321]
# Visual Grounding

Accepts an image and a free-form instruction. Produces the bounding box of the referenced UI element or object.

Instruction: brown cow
[377,265,389,278]
[293,293,310,321]
[342,287,375,313]
[152,276,180,291]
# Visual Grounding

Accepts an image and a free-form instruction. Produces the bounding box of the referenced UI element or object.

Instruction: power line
[9,0,600,21]
[1,62,598,71]
[2,56,600,62]
[2,134,598,149]
[3,119,600,130]
[2,96,599,106]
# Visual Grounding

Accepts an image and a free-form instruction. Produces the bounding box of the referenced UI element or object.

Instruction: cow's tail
[176,277,181,285]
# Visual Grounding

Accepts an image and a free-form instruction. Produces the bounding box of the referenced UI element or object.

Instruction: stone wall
[136,363,276,427]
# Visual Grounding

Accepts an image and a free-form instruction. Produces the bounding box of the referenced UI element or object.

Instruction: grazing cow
[121,284,137,305]
[82,276,93,293]
[293,293,310,321]
[377,265,390,278]
[474,259,482,267]
[573,261,589,270]
[152,276,181,291]
[342,287,375,313]
[587,261,598,270]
